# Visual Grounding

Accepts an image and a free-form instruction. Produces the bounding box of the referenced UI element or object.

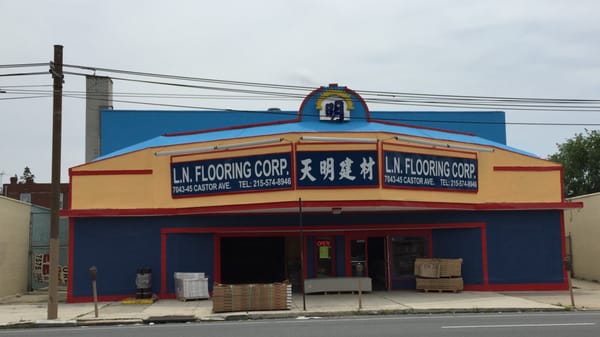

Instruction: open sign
[316,240,331,247]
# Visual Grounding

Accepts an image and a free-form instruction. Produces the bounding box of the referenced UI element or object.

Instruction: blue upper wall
[100,109,506,156]
[98,84,509,159]
[100,109,298,156]
[370,111,506,144]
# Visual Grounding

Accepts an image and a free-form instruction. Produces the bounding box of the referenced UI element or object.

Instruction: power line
[0,63,49,69]
[3,62,600,106]
[0,95,51,101]
[357,89,600,104]
[63,64,314,91]
[64,71,309,99]
[65,94,600,127]
[0,71,51,77]
[63,63,600,104]
[0,84,52,88]
[61,71,600,111]
[5,63,600,114]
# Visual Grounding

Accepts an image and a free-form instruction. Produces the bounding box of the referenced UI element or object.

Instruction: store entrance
[220,237,285,284]
[350,236,388,291]
[367,237,387,290]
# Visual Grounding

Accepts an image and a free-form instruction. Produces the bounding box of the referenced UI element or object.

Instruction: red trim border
[494,166,562,172]
[71,169,153,176]
[62,199,584,218]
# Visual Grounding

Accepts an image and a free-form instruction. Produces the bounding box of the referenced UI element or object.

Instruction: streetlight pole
[47,44,63,320]
[298,198,306,311]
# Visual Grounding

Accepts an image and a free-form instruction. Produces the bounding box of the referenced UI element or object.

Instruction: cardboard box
[414,258,462,278]
[414,258,440,278]
[438,259,462,278]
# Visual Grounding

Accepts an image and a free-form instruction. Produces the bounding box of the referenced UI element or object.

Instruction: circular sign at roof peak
[299,85,370,122]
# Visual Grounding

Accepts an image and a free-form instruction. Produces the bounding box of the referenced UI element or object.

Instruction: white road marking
[442,322,596,329]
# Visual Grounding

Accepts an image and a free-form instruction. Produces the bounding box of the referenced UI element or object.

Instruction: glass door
[350,239,366,276]
[315,237,334,277]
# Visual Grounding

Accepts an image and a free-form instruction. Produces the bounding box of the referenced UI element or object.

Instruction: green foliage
[19,166,35,184]
[548,130,600,197]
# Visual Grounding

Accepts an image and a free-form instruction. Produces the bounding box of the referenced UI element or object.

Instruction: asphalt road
[2,312,599,337]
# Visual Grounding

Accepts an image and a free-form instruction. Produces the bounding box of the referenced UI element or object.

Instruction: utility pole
[47,44,63,320]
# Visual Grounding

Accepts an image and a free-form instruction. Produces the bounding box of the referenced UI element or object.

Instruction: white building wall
[566,192,600,282]
[0,196,31,298]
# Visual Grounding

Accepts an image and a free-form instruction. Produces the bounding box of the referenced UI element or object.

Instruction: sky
[1,0,600,183]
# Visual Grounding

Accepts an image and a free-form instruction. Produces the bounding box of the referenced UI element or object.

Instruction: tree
[19,166,35,184]
[548,129,600,197]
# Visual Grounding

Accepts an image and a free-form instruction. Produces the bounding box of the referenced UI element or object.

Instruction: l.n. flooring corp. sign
[383,151,478,191]
[171,153,293,196]
[171,150,478,197]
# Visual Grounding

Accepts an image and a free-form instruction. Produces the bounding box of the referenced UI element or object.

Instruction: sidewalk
[1,279,599,329]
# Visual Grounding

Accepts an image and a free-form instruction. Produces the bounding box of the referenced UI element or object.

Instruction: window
[391,236,427,278]
[19,193,31,203]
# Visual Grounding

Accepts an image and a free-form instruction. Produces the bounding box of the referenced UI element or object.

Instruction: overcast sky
[1,0,600,183]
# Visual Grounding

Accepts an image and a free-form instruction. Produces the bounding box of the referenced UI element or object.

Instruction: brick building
[2,175,69,209]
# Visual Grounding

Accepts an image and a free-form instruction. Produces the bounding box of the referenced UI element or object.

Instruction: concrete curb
[0,306,571,329]
[76,318,145,326]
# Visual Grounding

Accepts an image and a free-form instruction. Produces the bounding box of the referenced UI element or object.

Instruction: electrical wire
[0,72,51,77]
[60,71,600,111]
[62,63,600,104]
[4,64,600,124]
[65,94,600,127]
[63,64,314,91]
[0,95,51,101]
[0,63,49,69]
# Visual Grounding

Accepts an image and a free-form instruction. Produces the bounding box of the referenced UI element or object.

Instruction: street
[2,312,599,337]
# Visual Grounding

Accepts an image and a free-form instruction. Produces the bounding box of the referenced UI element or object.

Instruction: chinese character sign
[325,100,345,121]
[296,151,378,188]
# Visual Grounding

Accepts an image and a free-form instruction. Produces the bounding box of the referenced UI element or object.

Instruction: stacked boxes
[414,258,463,292]
[174,272,209,301]
[212,282,292,313]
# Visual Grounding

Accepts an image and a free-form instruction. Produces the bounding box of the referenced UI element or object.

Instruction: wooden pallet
[177,296,209,302]
[415,277,463,292]
[420,288,462,293]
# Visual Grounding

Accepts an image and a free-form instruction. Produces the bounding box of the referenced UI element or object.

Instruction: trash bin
[135,267,152,299]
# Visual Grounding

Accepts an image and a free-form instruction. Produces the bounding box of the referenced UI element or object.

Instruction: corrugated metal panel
[30,205,69,290]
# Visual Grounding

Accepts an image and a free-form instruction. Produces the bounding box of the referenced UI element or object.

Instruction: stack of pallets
[212,282,292,313]
[414,258,463,292]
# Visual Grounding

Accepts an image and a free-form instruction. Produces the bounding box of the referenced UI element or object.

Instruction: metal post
[356,263,363,310]
[47,44,63,320]
[299,198,306,311]
[89,266,99,317]
[564,256,576,308]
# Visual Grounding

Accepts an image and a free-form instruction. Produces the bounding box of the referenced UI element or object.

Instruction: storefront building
[65,85,581,302]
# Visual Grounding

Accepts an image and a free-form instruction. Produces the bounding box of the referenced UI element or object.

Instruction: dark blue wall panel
[72,210,564,297]
[72,217,162,297]
[486,212,563,284]
[432,228,484,285]
[166,234,214,293]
